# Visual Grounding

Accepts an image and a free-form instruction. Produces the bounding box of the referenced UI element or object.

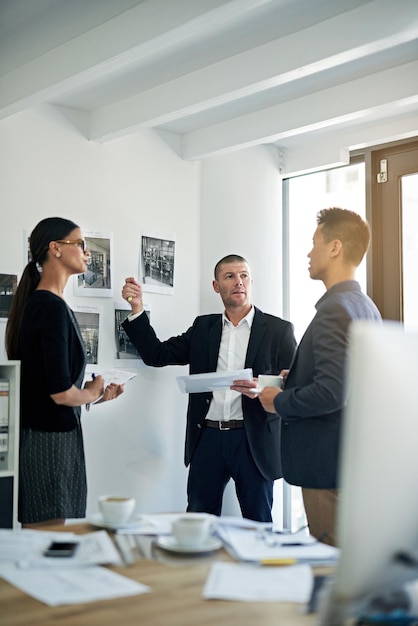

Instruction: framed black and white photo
[23,230,31,265]
[0,273,18,321]
[74,231,113,297]
[139,232,175,295]
[114,304,150,366]
[73,305,102,370]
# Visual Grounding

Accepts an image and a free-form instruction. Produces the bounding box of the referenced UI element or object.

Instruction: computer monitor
[320,320,418,623]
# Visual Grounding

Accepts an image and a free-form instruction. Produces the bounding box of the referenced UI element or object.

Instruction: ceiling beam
[0,0,273,119]
[181,60,418,159]
[88,0,418,140]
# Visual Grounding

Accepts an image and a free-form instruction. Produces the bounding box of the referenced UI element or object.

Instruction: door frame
[357,138,418,320]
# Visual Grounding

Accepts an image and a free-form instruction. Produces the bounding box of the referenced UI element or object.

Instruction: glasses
[56,239,88,253]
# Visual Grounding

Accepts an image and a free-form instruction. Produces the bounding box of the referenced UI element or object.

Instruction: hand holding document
[177,368,253,393]
[98,369,137,387]
[86,369,137,409]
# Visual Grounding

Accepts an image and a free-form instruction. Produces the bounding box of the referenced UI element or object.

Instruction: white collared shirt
[206,306,254,422]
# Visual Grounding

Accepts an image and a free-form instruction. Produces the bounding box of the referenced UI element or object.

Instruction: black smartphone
[43,541,80,557]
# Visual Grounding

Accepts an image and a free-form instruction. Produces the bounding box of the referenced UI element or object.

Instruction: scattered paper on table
[0,529,121,568]
[217,526,339,565]
[202,561,313,602]
[0,564,150,606]
[177,368,253,393]
[116,512,180,535]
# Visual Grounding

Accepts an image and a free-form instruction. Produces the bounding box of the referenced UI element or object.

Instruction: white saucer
[88,511,143,530]
[155,534,222,554]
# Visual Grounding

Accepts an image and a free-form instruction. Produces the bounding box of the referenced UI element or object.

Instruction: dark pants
[186,426,273,522]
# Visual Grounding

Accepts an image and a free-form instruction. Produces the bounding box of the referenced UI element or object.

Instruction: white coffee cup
[98,495,136,525]
[258,374,283,390]
[172,514,213,547]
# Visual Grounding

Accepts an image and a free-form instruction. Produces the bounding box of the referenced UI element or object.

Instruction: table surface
[1,522,326,626]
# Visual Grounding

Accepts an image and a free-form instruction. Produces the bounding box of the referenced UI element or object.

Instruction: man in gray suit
[233,208,381,545]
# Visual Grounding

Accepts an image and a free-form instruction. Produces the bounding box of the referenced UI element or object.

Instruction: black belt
[204,419,244,430]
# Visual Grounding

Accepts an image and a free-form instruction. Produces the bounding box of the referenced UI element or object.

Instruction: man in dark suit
[234,209,381,544]
[121,254,296,522]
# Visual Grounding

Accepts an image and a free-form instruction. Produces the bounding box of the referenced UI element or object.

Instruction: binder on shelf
[0,379,9,471]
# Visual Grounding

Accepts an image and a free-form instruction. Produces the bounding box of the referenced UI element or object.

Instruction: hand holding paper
[85,369,136,408]
[177,369,253,394]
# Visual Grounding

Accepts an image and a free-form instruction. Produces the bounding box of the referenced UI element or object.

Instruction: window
[282,162,366,529]
[284,163,366,340]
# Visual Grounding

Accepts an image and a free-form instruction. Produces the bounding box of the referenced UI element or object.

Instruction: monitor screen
[320,320,418,621]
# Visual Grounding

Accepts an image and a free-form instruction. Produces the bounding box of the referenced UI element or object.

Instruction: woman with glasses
[6,217,124,527]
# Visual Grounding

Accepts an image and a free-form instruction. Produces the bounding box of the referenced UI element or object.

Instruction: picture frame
[0,273,18,321]
[74,231,113,298]
[139,232,175,295]
[114,303,150,367]
[72,305,102,371]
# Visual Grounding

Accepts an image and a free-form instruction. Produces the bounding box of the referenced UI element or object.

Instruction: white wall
[200,145,284,316]
[0,104,201,518]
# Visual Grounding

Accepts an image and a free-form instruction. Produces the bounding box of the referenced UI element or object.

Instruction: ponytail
[6,261,41,359]
[5,217,79,360]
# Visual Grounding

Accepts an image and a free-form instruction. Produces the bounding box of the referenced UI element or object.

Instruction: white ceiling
[1,0,417,166]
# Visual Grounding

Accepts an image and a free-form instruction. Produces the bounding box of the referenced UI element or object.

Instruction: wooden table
[0,523,324,626]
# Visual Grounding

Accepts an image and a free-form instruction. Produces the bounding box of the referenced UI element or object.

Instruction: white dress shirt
[206,306,254,423]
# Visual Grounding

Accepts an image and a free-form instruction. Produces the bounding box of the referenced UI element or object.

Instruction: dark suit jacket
[274,281,381,489]
[123,306,296,480]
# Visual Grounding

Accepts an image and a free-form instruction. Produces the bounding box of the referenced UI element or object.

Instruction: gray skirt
[18,423,87,524]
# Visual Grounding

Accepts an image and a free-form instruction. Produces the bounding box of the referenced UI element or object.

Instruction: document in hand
[100,369,137,387]
[87,369,137,407]
[177,368,253,393]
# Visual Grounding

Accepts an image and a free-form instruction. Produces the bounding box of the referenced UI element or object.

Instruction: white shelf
[0,360,20,528]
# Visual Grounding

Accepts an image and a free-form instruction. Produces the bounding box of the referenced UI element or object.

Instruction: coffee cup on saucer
[172,514,213,547]
[98,495,136,526]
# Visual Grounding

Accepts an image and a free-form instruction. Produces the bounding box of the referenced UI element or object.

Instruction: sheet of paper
[99,369,137,386]
[0,564,150,606]
[0,529,121,567]
[177,368,253,393]
[202,561,313,602]
[116,512,194,535]
[217,526,339,565]
[0,529,76,564]
[87,369,137,406]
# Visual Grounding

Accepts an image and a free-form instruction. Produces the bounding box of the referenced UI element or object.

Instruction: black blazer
[123,306,296,480]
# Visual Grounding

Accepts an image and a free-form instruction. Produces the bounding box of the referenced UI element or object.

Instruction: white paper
[0,564,150,606]
[0,529,121,568]
[202,561,313,602]
[0,529,75,564]
[177,368,253,393]
[217,526,339,565]
[116,512,213,536]
[87,369,137,406]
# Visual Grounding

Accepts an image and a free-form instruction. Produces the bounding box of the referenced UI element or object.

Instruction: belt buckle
[219,421,230,431]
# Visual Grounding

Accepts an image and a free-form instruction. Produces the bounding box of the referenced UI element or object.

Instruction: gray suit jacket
[274,281,381,488]
[123,306,296,480]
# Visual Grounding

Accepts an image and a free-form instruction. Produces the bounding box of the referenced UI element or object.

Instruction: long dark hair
[6,217,79,359]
